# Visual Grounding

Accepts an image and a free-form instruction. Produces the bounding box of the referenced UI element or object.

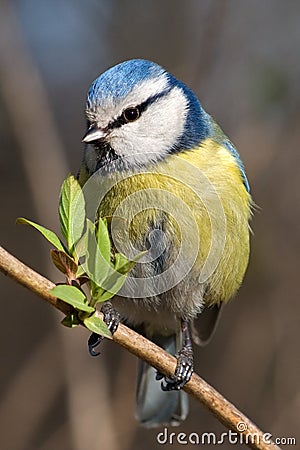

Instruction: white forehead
[85,74,169,127]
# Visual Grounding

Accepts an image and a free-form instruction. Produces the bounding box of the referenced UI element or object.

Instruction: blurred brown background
[0,1,299,449]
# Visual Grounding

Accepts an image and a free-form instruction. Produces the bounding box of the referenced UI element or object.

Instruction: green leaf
[76,264,86,277]
[114,251,144,274]
[93,251,145,305]
[61,312,80,328]
[84,219,111,292]
[94,272,126,305]
[96,218,111,264]
[59,174,85,256]
[51,249,78,276]
[51,285,94,312]
[94,289,117,303]
[83,315,112,339]
[73,232,87,261]
[114,253,129,272]
[16,218,66,251]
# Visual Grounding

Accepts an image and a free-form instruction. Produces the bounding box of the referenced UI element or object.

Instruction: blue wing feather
[222,140,250,192]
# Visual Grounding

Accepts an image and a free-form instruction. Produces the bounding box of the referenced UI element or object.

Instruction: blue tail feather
[135,333,189,427]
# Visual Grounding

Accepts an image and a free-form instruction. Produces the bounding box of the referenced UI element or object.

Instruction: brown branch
[0,245,281,450]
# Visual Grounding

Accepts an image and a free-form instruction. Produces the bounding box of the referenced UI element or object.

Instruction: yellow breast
[83,137,252,305]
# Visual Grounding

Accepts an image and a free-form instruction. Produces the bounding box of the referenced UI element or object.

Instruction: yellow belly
[82,137,252,309]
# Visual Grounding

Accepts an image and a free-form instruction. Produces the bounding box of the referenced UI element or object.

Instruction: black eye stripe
[139,88,171,112]
[109,88,171,130]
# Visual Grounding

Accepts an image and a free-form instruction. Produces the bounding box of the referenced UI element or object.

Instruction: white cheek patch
[109,86,188,164]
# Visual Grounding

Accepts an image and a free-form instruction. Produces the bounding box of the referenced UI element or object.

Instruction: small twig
[0,245,280,450]
[0,246,70,315]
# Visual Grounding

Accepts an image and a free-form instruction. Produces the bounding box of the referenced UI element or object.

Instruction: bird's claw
[88,332,103,356]
[161,346,194,391]
[101,301,121,335]
[88,301,121,357]
[155,371,164,381]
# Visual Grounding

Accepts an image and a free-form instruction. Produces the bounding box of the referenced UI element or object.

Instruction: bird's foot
[159,320,194,391]
[88,301,121,356]
[161,344,194,391]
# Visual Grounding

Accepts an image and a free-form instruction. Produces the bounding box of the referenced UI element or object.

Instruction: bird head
[83,59,211,171]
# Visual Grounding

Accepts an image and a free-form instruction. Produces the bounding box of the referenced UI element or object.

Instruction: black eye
[122,107,140,123]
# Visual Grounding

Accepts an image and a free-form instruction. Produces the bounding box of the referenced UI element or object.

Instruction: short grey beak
[82,125,107,143]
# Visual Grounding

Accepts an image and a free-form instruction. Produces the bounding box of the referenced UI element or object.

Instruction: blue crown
[87,59,165,106]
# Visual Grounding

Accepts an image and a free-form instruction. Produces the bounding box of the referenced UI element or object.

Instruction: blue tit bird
[79,59,252,427]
